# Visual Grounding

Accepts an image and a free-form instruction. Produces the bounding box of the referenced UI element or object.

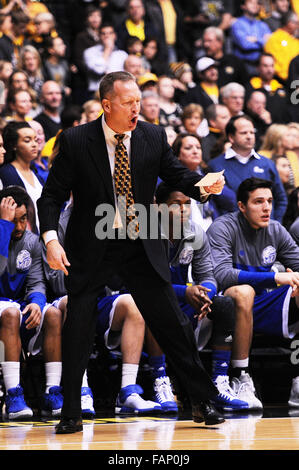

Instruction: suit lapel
[130,124,147,199]
[87,116,114,204]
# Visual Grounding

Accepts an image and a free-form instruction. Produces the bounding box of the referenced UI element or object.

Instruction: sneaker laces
[154,377,175,402]
[215,376,238,401]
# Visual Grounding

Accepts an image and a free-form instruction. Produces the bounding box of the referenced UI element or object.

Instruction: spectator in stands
[29,12,59,59]
[284,123,299,165]
[248,52,288,123]
[265,0,290,31]
[7,69,41,119]
[207,177,299,410]
[172,132,236,230]
[43,36,72,102]
[145,0,188,64]
[18,45,45,99]
[142,36,169,76]
[0,185,64,420]
[200,26,249,87]
[169,61,196,106]
[116,0,161,55]
[180,103,209,140]
[123,53,143,79]
[5,89,33,123]
[201,104,231,163]
[208,115,288,222]
[71,6,102,105]
[83,23,128,98]
[82,99,102,123]
[157,75,182,133]
[137,71,158,92]
[0,121,44,231]
[272,154,295,195]
[181,57,219,109]
[264,10,299,83]
[29,119,48,184]
[139,90,160,124]
[0,9,30,67]
[0,59,13,98]
[230,0,271,76]
[220,82,245,117]
[245,90,272,149]
[259,123,299,188]
[34,80,62,142]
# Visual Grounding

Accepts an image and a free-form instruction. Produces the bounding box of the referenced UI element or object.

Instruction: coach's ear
[101,98,111,114]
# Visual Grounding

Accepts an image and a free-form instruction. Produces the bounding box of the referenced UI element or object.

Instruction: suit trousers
[61,238,218,419]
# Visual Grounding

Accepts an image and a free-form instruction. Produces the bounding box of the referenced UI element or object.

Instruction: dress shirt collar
[101,115,132,146]
[224,146,260,160]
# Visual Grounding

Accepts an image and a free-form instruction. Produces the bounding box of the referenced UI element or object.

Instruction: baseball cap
[196,57,218,73]
[137,72,158,87]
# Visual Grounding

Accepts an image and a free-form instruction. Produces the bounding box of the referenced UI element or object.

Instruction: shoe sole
[41,409,62,417]
[288,400,299,408]
[193,415,225,425]
[5,409,33,420]
[115,407,161,415]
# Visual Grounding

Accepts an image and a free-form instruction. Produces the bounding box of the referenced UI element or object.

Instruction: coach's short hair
[99,71,136,101]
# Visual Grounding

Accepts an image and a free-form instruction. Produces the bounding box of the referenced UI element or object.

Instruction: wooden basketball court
[1,408,299,452]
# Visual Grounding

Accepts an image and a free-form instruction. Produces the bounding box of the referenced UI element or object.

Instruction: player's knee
[225,284,255,308]
[44,306,63,332]
[0,307,21,328]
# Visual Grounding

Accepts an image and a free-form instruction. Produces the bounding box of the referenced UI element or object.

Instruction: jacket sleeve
[0,219,14,276]
[24,237,47,311]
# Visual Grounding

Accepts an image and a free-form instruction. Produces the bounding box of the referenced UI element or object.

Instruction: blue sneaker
[81,387,95,418]
[4,385,33,420]
[41,386,63,417]
[115,384,162,415]
[212,375,249,411]
[153,376,178,413]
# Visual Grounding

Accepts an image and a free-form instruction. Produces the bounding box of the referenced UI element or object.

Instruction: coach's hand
[46,239,70,275]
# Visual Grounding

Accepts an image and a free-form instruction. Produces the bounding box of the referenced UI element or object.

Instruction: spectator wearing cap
[170,61,196,105]
[200,26,249,87]
[230,0,271,77]
[137,71,158,92]
[181,57,219,109]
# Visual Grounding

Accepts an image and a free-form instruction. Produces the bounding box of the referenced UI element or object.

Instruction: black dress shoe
[55,418,83,434]
[192,401,225,425]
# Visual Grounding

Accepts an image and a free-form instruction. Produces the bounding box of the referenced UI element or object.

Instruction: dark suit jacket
[37,117,204,293]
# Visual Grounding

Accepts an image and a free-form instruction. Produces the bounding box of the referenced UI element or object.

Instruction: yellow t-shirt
[158,0,176,46]
[201,83,219,103]
[250,77,283,92]
[264,29,299,81]
[125,19,145,42]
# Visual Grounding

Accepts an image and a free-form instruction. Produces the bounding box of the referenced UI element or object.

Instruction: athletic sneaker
[81,387,96,418]
[41,386,63,417]
[230,372,263,410]
[4,385,33,420]
[212,375,249,411]
[288,376,299,408]
[153,376,178,413]
[115,384,162,415]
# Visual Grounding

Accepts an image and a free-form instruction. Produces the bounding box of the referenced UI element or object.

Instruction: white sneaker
[230,371,263,410]
[288,377,299,408]
[115,384,162,415]
[153,376,178,413]
[212,375,249,411]
[81,387,95,418]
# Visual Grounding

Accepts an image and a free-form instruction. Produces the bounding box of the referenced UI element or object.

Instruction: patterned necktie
[113,133,139,239]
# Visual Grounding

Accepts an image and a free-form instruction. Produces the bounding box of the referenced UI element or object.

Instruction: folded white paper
[195,170,224,187]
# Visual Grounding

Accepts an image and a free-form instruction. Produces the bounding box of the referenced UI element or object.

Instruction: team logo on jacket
[261,245,276,266]
[16,250,32,271]
[179,247,194,265]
